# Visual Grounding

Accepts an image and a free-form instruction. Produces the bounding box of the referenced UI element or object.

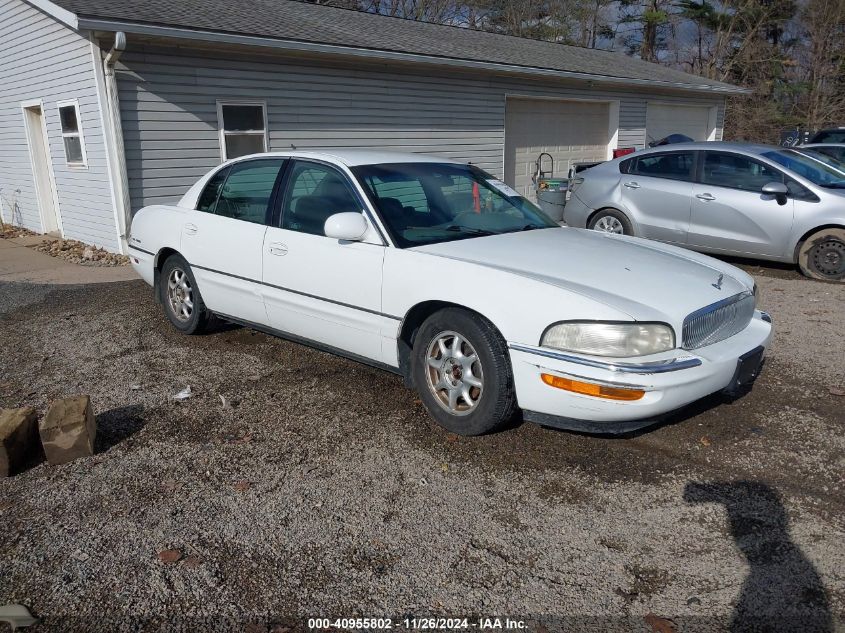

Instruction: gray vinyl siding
[0,0,116,250]
[116,44,726,212]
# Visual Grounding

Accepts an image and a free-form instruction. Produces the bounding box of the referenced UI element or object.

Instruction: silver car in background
[564,142,845,281]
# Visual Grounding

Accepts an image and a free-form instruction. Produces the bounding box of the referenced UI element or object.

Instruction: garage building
[0,0,745,253]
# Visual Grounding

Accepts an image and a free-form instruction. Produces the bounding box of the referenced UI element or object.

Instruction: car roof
[632,141,782,155]
[230,149,463,167]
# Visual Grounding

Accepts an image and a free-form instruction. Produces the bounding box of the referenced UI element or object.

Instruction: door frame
[646,101,719,145]
[502,94,621,181]
[20,99,63,235]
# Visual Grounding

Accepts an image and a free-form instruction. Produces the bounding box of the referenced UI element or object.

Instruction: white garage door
[505,98,610,199]
[646,103,713,145]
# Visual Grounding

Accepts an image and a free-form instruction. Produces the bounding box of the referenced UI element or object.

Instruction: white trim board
[19,99,64,236]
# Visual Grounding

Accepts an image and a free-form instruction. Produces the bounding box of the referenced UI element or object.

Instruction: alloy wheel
[167,268,194,322]
[594,215,624,234]
[424,331,484,416]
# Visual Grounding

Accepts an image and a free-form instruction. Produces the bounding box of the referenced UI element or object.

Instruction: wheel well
[587,207,630,228]
[152,248,179,303]
[793,224,845,263]
[397,301,483,387]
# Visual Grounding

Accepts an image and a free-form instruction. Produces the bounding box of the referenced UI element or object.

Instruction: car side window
[282,161,362,236]
[196,166,230,213]
[816,146,845,162]
[701,153,782,193]
[214,159,286,224]
[628,152,695,182]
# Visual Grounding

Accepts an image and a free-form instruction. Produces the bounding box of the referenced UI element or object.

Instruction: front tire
[798,229,845,281]
[159,254,211,334]
[411,308,517,436]
[588,208,633,235]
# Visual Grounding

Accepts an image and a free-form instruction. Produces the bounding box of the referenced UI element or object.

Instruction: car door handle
[696,193,716,201]
[623,181,641,189]
[184,223,198,235]
[268,242,288,256]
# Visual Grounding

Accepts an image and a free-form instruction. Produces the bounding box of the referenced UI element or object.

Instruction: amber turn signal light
[540,373,645,401]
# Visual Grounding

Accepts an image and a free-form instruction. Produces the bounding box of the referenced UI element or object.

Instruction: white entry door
[505,98,611,199]
[22,103,61,234]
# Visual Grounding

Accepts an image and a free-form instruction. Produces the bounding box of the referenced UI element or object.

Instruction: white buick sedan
[128,151,773,436]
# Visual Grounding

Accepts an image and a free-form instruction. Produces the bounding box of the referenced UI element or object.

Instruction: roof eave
[79,17,749,95]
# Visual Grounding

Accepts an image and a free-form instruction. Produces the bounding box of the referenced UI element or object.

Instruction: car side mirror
[324,212,369,241]
[761,181,789,205]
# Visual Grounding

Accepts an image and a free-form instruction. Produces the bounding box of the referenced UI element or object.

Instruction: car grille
[682,292,756,350]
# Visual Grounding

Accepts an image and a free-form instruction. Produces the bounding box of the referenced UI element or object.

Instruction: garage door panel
[646,103,712,145]
[505,98,610,199]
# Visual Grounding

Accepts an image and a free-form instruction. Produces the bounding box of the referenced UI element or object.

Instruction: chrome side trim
[508,343,702,374]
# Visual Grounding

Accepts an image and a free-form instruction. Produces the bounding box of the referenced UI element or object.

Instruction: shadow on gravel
[95,404,146,451]
[684,481,832,633]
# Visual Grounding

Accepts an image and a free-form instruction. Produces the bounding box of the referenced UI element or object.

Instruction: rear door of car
[261,159,388,363]
[179,158,287,325]
[688,151,795,257]
[618,150,696,243]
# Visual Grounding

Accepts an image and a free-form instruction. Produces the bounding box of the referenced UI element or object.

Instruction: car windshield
[762,149,845,189]
[352,162,558,247]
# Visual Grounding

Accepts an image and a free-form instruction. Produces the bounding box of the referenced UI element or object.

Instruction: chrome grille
[682,292,756,350]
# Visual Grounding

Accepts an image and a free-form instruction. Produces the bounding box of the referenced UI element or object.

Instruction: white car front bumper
[509,311,773,434]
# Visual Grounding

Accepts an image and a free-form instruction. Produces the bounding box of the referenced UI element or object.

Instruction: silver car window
[627,152,695,182]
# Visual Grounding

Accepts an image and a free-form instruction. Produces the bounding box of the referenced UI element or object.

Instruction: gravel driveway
[0,262,843,632]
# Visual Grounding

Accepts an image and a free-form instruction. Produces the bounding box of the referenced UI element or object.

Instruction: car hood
[412,227,754,326]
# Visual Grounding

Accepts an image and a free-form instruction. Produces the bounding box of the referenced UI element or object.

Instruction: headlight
[541,322,675,357]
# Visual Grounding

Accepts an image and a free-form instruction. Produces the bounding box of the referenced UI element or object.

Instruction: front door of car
[618,150,696,243]
[688,151,795,257]
[261,160,388,363]
[179,158,286,325]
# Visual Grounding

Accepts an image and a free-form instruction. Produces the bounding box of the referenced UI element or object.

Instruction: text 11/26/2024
[308,617,527,630]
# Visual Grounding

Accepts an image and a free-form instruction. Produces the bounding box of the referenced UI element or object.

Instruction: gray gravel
[0,265,843,633]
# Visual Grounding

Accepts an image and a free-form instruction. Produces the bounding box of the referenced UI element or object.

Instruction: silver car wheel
[594,215,625,234]
[424,330,484,416]
[167,268,194,322]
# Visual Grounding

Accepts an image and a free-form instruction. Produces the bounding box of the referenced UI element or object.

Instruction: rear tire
[159,254,211,334]
[411,308,517,436]
[798,228,845,281]
[588,208,633,235]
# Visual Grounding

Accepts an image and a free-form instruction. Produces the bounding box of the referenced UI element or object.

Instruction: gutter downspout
[102,32,131,251]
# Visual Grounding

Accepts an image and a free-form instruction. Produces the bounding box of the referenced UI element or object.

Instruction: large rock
[0,407,38,477]
[40,396,96,465]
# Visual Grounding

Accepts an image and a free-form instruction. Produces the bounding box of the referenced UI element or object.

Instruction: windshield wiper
[444,225,498,236]
[821,181,845,189]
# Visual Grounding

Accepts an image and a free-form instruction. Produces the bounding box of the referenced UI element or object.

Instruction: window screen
[219,103,267,160]
[57,102,86,166]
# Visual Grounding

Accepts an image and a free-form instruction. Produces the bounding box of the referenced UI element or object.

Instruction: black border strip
[128,246,402,320]
[215,312,402,376]
[128,245,155,256]
[190,263,403,321]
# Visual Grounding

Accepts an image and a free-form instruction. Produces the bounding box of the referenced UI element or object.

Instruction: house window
[56,100,87,167]
[217,101,268,160]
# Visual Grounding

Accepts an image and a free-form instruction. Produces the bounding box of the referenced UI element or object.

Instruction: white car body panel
[128,150,773,432]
